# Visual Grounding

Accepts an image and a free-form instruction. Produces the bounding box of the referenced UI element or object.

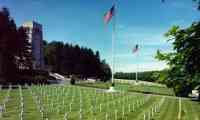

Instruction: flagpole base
[107,86,116,92]
[107,82,116,92]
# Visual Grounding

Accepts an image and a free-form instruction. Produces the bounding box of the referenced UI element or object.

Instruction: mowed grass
[127,84,175,96]
[77,81,175,96]
[0,84,199,120]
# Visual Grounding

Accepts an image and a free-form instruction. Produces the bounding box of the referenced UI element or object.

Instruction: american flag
[133,44,139,53]
[104,5,115,24]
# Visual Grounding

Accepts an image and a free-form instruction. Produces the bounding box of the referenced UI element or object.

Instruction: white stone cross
[122,106,125,117]
[105,112,108,120]
[0,105,3,118]
[69,103,72,112]
[64,113,68,120]
[143,113,146,120]
[99,104,102,112]
[128,104,131,112]
[132,103,135,111]
[115,109,118,120]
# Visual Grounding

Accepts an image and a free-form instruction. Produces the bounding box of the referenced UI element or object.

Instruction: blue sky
[1,0,200,72]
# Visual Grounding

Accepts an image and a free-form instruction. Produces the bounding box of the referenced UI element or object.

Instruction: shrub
[70,75,76,85]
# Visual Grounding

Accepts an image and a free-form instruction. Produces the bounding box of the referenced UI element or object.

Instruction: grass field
[77,82,175,96]
[0,84,199,120]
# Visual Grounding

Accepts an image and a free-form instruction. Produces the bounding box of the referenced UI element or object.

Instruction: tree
[0,7,19,83]
[114,71,160,82]
[44,41,65,73]
[190,0,200,10]
[99,60,112,82]
[44,41,111,81]
[0,7,31,84]
[156,22,200,97]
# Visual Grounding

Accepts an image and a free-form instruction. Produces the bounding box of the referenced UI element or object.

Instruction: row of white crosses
[29,85,89,119]
[35,85,103,119]
[143,96,166,120]
[102,93,149,120]
[27,84,47,120]
[0,86,2,118]
[32,85,70,119]
[0,85,12,118]
[79,88,148,120]
[71,85,146,120]
[24,84,152,120]
[19,85,24,120]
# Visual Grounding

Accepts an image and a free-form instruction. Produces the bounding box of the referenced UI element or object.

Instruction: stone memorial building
[22,21,45,70]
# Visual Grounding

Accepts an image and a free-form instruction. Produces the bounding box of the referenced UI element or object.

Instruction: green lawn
[77,82,175,96]
[0,84,199,120]
[127,84,175,96]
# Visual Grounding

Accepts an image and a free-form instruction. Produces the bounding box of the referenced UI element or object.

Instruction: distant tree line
[44,41,111,82]
[114,71,160,82]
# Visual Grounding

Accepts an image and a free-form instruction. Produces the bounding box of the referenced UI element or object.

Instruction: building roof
[22,21,42,29]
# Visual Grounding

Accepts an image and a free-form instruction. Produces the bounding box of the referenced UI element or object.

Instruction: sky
[0,0,200,72]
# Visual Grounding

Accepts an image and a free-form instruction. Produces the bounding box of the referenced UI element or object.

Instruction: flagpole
[135,51,138,82]
[136,63,138,82]
[111,0,117,85]
[136,41,139,82]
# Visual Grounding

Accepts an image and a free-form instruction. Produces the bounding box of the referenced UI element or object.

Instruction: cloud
[104,25,172,72]
[117,25,169,46]
[115,53,132,58]
[115,52,155,61]
[115,61,168,72]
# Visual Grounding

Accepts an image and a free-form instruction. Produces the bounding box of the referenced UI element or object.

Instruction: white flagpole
[111,1,117,84]
[136,41,139,82]
[135,52,138,82]
[111,23,114,84]
[136,63,138,82]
